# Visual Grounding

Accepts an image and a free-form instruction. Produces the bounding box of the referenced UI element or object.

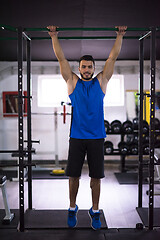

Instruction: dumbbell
[104,120,110,133]
[154,118,160,130]
[143,143,149,155]
[126,134,138,154]
[104,141,113,154]
[133,134,138,144]
[136,223,144,230]
[142,135,149,143]
[111,120,122,133]
[142,120,149,133]
[143,140,160,154]
[133,117,138,130]
[129,143,138,155]
[118,141,129,155]
[133,118,149,133]
[122,120,133,133]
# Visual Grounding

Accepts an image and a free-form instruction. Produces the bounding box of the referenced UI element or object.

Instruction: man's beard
[80,72,94,81]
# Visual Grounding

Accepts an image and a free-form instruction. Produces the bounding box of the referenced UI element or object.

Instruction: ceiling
[0,0,160,61]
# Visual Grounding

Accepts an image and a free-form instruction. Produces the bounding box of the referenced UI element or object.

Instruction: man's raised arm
[47,26,78,94]
[97,26,127,94]
[47,26,72,82]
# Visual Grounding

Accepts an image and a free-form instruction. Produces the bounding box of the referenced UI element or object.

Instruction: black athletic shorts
[66,138,105,179]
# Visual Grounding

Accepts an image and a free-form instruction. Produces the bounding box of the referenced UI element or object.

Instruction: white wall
[0,61,160,161]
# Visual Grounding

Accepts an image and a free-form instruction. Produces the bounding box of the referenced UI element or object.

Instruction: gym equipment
[118,141,129,155]
[31,103,71,176]
[133,134,138,144]
[126,134,139,155]
[154,118,160,130]
[0,175,15,224]
[142,135,149,143]
[146,148,160,195]
[104,141,113,154]
[133,118,149,133]
[122,120,133,133]
[133,117,139,130]
[50,108,65,176]
[25,26,151,32]
[136,222,144,230]
[142,120,149,133]
[129,143,138,155]
[61,101,72,124]
[140,135,149,155]
[143,143,149,155]
[154,148,160,181]
[104,120,110,133]
[51,169,65,175]
[111,120,122,133]
[1,25,159,231]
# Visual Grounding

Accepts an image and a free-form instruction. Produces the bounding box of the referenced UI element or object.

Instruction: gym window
[104,75,124,107]
[38,75,69,107]
[38,74,124,107]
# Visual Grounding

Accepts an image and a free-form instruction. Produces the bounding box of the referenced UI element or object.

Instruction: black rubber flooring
[24,209,107,229]
[29,170,69,179]
[0,209,107,230]
[136,207,160,227]
[1,228,160,240]
[114,172,148,184]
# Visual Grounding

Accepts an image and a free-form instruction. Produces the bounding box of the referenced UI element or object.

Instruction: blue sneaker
[67,205,78,228]
[88,207,101,230]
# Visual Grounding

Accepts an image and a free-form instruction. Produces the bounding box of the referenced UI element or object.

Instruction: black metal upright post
[148,27,156,230]
[18,26,25,232]
[26,39,32,210]
[138,38,144,207]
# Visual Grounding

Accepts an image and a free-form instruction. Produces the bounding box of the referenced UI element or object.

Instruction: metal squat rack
[0,25,159,231]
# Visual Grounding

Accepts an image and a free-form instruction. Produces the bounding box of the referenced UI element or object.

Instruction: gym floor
[0,163,160,239]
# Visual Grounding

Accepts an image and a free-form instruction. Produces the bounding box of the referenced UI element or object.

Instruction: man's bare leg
[69,177,79,208]
[90,178,101,210]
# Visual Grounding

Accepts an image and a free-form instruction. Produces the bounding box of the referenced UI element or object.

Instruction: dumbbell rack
[104,131,125,172]
[104,129,150,172]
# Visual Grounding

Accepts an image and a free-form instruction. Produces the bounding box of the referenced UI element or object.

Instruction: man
[47,25,127,230]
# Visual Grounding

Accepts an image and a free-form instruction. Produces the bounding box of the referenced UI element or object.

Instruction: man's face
[79,60,95,81]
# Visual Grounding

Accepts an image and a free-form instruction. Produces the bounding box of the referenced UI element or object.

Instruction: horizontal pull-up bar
[32,36,140,40]
[0,24,17,32]
[1,25,160,33]
[0,37,17,40]
[24,27,151,32]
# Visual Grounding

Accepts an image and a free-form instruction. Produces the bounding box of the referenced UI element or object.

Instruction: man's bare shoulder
[67,72,79,95]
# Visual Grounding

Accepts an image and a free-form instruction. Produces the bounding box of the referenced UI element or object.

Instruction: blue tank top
[69,77,106,139]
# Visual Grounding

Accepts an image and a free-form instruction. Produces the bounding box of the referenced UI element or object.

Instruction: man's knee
[69,177,80,184]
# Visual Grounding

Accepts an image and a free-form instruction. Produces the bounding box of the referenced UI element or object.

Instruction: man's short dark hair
[79,55,95,66]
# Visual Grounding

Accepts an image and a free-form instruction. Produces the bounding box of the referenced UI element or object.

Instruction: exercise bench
[0,175,15,224]
[153,149,160,195]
